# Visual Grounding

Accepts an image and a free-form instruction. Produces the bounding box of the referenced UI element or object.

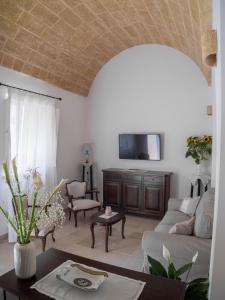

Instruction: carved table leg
[105,225,109,252]
[121,216,126,239]
[90,222,96,249]
[109,224,112,236]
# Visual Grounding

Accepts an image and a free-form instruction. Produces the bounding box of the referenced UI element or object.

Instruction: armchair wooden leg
[42,237,47,252]
[83,211,86,218]
[98,206,101,212]
[52,232,55,242]
[74,211,78,227]
[69,210,72,221]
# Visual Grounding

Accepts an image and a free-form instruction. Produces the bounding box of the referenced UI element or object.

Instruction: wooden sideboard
[103,168,172,218]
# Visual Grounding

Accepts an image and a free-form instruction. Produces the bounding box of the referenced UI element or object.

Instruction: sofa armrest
[168,198,182,211]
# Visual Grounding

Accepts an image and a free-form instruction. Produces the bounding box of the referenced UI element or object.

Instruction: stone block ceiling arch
[0,0,212,96]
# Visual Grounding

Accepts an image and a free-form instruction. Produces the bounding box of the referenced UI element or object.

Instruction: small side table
[90,210,126,252]
[189,173,211,197]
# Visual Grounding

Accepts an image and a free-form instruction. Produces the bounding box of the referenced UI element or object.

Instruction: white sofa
[142,189,214,280]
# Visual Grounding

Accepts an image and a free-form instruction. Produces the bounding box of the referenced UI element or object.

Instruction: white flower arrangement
[0,159,66,245]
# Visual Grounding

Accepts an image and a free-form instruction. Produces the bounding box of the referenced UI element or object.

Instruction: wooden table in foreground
[0,248,185,300]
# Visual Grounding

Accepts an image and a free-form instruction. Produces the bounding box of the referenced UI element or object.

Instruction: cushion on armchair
[67,181,86,198]
[68,199,100,211]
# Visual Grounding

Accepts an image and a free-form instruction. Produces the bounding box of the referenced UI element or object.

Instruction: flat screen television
[119,134,161,161]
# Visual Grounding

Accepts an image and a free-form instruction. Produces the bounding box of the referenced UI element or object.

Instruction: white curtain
[0,87,58,242]
[10,88,58,191]
[0,86,14,241]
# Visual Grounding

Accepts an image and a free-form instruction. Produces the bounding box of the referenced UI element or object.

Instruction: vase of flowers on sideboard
[0,159,66,279]
[185,135,212,174]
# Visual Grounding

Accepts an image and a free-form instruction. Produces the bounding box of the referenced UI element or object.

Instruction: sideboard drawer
[123,175,142,183]
[144,176,163,185]
[104,173,122,182]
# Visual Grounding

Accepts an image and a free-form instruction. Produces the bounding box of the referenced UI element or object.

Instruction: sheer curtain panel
[0,86,13,240]
[10,88,58,191]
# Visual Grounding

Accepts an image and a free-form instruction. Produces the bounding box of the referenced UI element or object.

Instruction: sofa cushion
[179,196,200,216]
[155,224,173,233]
[194,188,215,238]
[169,217,195,235]
[142,231,211,265]
[159,210,190,226]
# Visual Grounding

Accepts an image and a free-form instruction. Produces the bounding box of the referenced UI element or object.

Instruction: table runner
[31,260,145,300]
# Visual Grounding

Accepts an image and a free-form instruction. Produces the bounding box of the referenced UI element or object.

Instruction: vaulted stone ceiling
[0,0,212,96]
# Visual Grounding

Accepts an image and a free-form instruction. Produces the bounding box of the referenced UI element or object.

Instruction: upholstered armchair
[15,195,56,252]
[66,180,101,227]
[28,204,56,252]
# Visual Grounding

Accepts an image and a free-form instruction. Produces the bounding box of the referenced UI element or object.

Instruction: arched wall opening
[86,44,212,198]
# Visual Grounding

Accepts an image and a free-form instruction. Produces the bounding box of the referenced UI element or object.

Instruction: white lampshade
[82,143,92,155]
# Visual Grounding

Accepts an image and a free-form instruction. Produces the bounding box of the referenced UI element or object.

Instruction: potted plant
[148,245,209,300]
[0,159,66,279]
[185,135,212,174]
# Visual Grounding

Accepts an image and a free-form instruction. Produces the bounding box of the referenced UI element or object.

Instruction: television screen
[119,134,161,161]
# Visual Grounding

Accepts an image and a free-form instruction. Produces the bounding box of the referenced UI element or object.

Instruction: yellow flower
[193,138,199,145]
[204,135,211,143]
[186,137,191,145]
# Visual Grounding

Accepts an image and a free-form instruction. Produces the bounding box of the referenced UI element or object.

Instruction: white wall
[0,66,87,235]
[209,0,225,299]
[87,45,212,199]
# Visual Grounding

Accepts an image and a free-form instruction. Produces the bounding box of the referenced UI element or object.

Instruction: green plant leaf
[176,263,193,277]
[147,255,168,278]
[168,262,177,279]
[185,279,209,300]
[188,278,209,286]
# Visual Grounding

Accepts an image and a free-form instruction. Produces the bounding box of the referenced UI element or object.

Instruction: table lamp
[82,143,93,163]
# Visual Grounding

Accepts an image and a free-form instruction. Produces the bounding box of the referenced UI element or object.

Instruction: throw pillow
[194,188,215,239]
[169,217,195,235]
[179,196,200,217]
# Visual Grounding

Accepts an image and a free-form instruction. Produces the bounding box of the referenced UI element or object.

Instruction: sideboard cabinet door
[123,182,141,211]
[103,181,121,207]
[143,185,164,217]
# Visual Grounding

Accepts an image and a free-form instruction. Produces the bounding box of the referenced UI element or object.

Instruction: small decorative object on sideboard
[185,135,212,174]
[0,159,66,279]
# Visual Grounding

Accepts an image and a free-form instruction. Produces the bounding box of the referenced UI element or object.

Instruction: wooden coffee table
[0,248,186,300]
[90,210,126,252]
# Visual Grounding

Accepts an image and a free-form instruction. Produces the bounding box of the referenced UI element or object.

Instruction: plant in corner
[0,159,66,279]
[185,135,212,165]
[148,245,209,300]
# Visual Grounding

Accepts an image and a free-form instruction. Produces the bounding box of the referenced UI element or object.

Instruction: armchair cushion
[67,181,86,198]
[31,224,54,237]
[68,199,100,211]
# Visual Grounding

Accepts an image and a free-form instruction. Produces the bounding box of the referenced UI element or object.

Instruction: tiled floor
[0,212,159,276]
